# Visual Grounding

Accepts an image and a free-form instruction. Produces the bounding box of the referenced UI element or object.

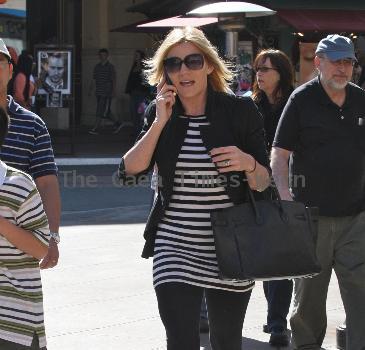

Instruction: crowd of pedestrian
[1,26,365,350]
[120,29,365,350]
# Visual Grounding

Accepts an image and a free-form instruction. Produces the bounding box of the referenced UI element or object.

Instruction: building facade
[1,0,365,154]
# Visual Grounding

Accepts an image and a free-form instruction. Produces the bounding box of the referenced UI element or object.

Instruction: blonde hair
[144,26,233,93]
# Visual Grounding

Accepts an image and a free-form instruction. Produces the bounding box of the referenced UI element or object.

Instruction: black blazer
[119,86,270,258]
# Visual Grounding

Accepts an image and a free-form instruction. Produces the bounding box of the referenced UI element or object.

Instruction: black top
[255,93,289,152]
[119,86,270,258]
[125,69,150,95]
[273,77,365,216]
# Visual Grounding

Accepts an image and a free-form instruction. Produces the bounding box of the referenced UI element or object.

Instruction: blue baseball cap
[315,34,357,61]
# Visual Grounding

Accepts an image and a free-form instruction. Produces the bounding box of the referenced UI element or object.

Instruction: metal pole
[218,15,246,59]
[225,31,239,58]
[336,321,346,350]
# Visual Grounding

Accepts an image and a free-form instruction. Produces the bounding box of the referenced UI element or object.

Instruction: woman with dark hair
[252,49,295,151]
[125,50,151,136]
[13,52,36,110]
[252,49,295,347]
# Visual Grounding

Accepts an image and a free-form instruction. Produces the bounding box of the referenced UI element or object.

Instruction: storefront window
[0,0,26,58]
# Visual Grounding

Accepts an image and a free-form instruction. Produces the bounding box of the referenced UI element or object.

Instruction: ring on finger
[224,160,230,167]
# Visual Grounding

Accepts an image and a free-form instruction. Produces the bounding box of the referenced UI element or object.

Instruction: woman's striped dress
[153,115,254,292]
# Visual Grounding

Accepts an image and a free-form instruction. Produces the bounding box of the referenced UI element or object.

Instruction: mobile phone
[163,68,179,110]
[164,68,173,86]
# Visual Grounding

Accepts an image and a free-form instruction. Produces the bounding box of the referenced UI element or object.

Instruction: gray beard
[327,79,349,91]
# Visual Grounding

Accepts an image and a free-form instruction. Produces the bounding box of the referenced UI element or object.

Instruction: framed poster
[36,49,72,95]
[46,91,63,108]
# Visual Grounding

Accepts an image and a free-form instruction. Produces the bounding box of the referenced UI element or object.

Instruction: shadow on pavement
[200,333,285,349]
[242,337,285,349]
[61,205,150,226]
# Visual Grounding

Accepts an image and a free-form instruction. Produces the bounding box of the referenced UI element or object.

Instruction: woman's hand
[210,146,255,173]
[155,77,178,124]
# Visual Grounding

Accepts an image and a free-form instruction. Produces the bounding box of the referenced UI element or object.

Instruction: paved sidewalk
[41,219,344,350]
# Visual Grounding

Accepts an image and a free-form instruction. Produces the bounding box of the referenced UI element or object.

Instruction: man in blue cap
[271,34,365,349]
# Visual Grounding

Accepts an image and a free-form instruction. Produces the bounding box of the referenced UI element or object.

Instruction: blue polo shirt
[0,96,57,179]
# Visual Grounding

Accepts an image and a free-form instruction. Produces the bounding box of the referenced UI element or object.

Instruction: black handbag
[211,185,321,281]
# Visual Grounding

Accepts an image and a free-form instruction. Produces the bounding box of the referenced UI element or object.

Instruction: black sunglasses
[163,53,204,73]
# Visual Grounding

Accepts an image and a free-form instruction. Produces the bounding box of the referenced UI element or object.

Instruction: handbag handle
[246,181,288,224]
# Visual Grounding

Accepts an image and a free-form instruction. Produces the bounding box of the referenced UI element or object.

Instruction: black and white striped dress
[153,115,254,292]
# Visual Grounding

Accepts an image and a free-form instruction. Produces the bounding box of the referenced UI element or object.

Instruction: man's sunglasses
[163,53,204,73]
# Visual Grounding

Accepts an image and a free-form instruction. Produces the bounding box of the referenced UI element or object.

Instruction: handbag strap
[246,181,288,224]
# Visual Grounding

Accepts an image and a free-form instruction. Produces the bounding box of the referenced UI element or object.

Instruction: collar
[6,95,19,114]
[316,76,351,108]
[0,160,7,187]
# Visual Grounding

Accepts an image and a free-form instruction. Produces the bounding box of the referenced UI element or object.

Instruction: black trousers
[93,95,118,129]
[155,282,252,350]
[263,279,293,332]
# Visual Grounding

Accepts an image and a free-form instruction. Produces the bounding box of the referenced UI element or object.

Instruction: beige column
[82,0,109,50]
[81,0,154,127]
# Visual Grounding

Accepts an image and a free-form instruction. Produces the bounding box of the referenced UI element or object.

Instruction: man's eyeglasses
[163,53,204,74]
[254,66,278,74]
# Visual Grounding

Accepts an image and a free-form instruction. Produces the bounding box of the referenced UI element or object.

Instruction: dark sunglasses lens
[185,54,204,70]
[164,57,182,73]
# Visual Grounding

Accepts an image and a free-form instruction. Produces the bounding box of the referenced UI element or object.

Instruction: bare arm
[124,119,167,175]
[35,175,61,268]
[0,217,48,260]
[13,74,28,108]
[245,156,270,191]
[35,175,61,232]
[271,147,293,200]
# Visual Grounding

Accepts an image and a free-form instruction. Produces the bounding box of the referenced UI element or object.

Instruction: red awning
[278,10,365,32]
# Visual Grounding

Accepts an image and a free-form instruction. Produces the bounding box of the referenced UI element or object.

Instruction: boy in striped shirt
[0,107,50,349]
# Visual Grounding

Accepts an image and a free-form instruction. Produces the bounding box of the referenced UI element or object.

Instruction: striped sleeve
[29,118,57,179]
[16,186,50,247]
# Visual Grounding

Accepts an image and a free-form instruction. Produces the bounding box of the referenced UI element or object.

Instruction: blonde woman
[119,27,270,350]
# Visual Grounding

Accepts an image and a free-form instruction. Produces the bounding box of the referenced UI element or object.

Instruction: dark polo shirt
[1,96,57,179]
[273,77,365,216]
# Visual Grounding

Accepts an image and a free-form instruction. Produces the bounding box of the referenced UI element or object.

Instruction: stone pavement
[41,214,344,350]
